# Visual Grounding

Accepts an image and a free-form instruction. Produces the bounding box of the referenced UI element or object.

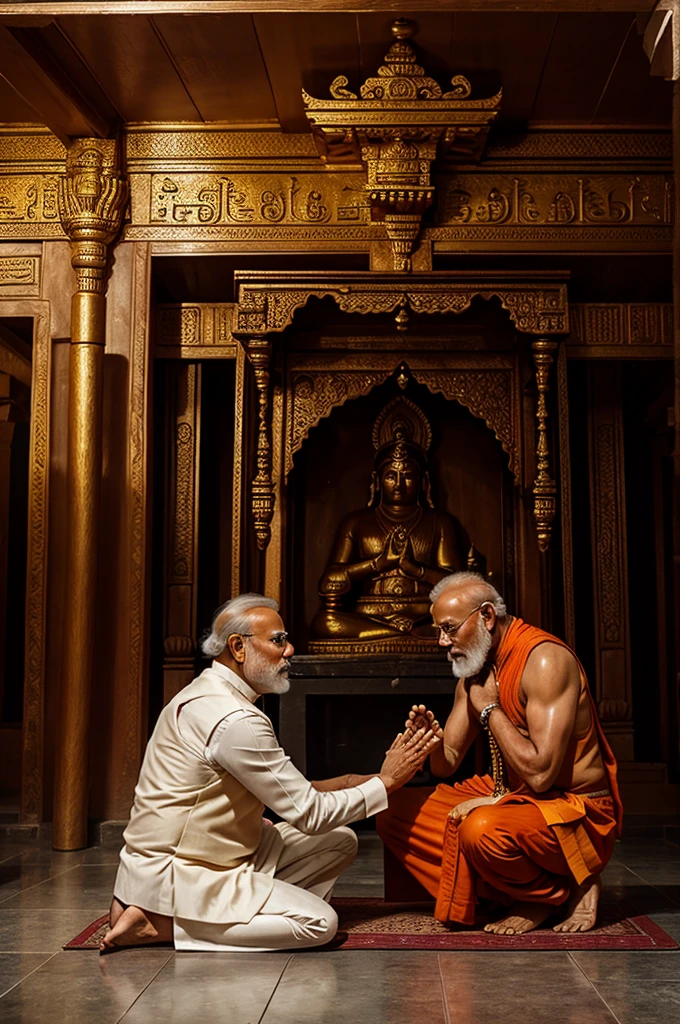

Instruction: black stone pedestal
[282,654,458,776]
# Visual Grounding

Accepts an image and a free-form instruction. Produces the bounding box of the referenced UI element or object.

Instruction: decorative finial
[391,18,416,41]
[395,304,410,331]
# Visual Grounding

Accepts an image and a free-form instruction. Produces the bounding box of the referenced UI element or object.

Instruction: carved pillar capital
[245,336,274,551]
[531,336,559,553]
[58,139,128,297]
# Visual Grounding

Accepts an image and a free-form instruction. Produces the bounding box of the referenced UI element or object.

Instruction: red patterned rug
[64,897,678,951]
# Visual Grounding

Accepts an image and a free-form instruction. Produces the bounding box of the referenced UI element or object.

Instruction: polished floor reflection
[0,833,678,1023]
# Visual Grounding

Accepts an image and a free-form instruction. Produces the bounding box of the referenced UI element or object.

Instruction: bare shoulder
[522,641,580,700]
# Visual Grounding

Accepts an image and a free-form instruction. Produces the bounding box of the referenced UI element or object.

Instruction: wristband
[479,701,501,729]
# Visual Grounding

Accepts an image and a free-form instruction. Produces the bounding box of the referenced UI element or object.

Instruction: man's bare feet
[100,900,173,953]
[553,875,601,933]
[483,902,552,935]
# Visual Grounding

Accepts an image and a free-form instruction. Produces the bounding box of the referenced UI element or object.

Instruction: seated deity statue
[311,398,462,643]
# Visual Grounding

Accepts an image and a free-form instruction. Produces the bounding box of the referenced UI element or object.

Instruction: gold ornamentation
[308,636,439,657]
[439,174,671,229]
[125,127,317,162]
[303,19,501,271]
[171,370,197,581]
[18,306,50,824]
[556,346,576,649]
[288,370,390,473]
[235,274,568,336]
[0,182,63,238]
[0,257,38,286]
[411,369,520,482]
[485,131,671,161]
[246,336,274,551]
[118,242,152,818]
[231,346,246,596]
[59,140,128,294]
[568,303,672,347]
[156,303,237,352]
[151,174,336,227]
[531,338,559,553]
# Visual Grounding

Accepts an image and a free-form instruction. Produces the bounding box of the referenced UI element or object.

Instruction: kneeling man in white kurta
[103,593,438,953]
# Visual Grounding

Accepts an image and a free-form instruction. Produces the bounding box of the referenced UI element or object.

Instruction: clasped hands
[402,702,502,822]
[372,530,423,579]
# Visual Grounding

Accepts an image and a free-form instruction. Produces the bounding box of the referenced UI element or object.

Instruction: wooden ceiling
[0,10,671,142]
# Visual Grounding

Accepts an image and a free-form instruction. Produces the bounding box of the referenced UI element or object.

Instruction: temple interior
[0,2,679,1021]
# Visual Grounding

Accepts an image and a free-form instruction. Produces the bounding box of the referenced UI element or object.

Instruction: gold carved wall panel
[0,126,670,253]
[568,303,672,347]
[0,256,40,289]
[285,355,521,483]
[156,302,236,358]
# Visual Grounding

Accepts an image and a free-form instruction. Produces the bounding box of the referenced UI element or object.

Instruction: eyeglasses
[436,603,486,639]
[235,631,290,648]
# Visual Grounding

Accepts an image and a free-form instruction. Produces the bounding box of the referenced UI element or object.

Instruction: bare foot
[108,896,126,930]
[553,875,601,933]
[100,904,173,953]
[483,902,552,935]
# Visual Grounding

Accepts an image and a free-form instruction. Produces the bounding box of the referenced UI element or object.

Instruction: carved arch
[286,360,520,483]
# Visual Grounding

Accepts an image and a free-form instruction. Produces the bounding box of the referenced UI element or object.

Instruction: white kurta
[114,661,386,930]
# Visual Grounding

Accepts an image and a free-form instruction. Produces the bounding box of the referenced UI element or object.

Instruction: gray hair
[429,571,507,618]
[200,593,279,658]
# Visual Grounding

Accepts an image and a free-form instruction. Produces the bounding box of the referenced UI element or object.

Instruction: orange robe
[377,618,622,925]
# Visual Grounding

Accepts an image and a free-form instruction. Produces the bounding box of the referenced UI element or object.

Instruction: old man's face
[241,607,294,695]
[432,592,493,679]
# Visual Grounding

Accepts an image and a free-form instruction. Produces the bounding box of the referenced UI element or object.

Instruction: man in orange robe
[377,571,622,934]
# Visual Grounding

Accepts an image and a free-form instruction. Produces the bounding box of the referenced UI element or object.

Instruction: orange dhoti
[377,775,618,926]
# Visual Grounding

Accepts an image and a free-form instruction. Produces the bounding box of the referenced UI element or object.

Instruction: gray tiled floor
[0,834,677,1023]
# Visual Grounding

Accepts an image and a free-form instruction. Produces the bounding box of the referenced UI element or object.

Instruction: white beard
[448,616,493,679]
[243,647,291,694]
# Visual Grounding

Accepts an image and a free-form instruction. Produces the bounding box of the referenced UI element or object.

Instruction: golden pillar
[53,140,127,850]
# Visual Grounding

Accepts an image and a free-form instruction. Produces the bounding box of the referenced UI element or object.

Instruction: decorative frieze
[0,256,39,286]
[156,303,236,353]
[568,303,672,346]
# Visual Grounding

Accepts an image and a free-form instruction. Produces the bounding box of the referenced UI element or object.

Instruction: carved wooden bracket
[303,19,501,271]
[234,271,568,336]
[531,337,559,552]
[245,335,274,551]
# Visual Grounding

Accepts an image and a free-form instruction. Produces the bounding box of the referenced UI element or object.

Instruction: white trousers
[173,822,358,952]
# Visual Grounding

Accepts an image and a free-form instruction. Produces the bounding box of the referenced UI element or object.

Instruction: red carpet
[64,898,678,951]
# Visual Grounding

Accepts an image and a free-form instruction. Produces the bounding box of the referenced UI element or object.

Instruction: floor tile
[647,911,680,942]
[570,949,680,983]
[439,951,617,1023]
[81,843,125,865]
[595,981,680,1024]
[262,950,447,1024]
[0,909,102,953]
[1,865,117,910]
[0,948,171,1024]
[120,952,291,1024]
[0,953,54,998]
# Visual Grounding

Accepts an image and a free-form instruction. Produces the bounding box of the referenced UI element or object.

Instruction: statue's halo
[372,396,432,453]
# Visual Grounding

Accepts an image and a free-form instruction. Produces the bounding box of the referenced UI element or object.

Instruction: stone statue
[311,397,461,645]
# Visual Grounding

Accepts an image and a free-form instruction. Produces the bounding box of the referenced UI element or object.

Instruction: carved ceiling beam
[303,19,501,272]
[0,25,111,145]
[234,271,568,336]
